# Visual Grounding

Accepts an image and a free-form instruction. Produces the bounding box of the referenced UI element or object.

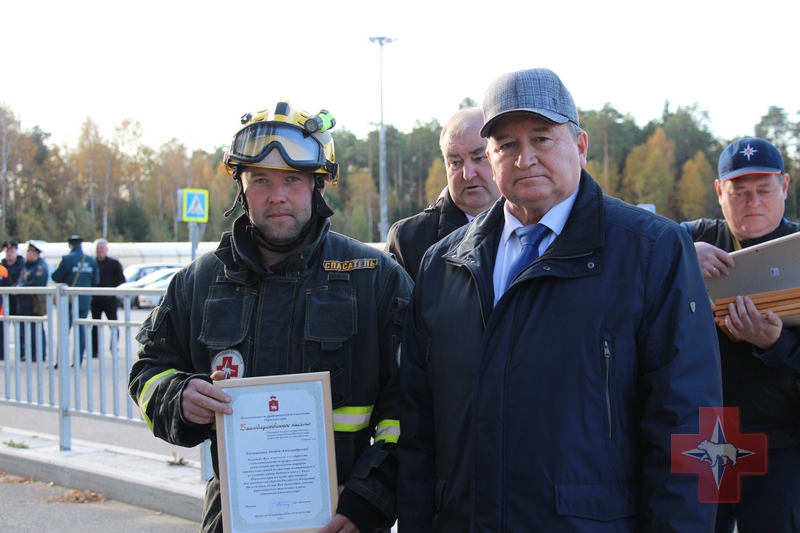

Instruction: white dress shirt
[493,185,580,306]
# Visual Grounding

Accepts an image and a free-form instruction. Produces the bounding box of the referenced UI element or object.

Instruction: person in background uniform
[0,262,8,361]
[2,240,24,315]
[397,68,722,532]
[385,107,500,280]
[129,101,412,533]
[91,238,125,359]
[681,137,800,533]
[51,235,99,365]
[17,241,49,360]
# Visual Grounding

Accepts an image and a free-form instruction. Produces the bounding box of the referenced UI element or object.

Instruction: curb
[0,427,205,522]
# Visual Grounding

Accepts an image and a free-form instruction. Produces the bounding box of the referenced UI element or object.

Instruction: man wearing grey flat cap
[398,68,722,532]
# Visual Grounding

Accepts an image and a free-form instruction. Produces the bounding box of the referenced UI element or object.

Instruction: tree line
[0,101,797,246]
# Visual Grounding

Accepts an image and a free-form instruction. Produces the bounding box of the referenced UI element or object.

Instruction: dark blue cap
[718,137,784,181]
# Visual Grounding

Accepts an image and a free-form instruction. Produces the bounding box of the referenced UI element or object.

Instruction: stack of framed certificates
[704,232,800,341]
[713,286,800,340]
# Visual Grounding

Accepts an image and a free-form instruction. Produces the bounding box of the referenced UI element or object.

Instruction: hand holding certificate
[215,372,338,533]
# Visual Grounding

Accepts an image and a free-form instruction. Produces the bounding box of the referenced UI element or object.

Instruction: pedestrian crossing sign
[182,188,209,223]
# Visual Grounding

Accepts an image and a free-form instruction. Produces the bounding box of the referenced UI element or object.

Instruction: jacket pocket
[555,483,639,521]
[136,303,171,344]
[198,285,257,348]
[304,286,356,407]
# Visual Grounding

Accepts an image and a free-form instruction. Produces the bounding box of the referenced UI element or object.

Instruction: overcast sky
[2,0,797,154]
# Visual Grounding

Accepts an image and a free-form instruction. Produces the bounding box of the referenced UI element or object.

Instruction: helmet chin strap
[229,169,334,254]
[313,174,334,218]
[224,167,247,217]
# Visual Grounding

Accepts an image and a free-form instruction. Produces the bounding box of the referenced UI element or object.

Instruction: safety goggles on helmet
[228,122,332,173]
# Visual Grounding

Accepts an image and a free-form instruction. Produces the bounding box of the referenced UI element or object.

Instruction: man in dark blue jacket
[398,68,722,532]
[682,137,800,533]
[51,235,99,365]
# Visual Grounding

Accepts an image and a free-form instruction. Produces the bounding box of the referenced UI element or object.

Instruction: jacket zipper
[603,341,612,440]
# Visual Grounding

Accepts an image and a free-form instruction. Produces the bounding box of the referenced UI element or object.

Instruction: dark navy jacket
[18,258,49,314]
[399,172,722,532]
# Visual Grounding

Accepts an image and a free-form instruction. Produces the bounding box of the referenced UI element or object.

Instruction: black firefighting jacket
[129,215,411,532]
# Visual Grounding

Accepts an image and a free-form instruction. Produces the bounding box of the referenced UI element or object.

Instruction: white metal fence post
[57,284,71,451]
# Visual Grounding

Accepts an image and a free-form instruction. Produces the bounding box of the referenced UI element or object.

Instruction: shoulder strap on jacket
[71,254,86,287]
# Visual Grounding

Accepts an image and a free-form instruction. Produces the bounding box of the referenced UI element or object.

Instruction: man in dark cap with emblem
[682,137,800,533]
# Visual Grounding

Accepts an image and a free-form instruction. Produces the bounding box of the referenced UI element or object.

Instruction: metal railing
[0,285,212,479]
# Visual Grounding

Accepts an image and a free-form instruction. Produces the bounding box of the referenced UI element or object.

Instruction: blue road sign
[182,188,209,223]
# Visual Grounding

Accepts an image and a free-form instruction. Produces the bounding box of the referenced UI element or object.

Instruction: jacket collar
[451,169,604,265]
[436,188,469,241]
[216,215,330,282]
[548,170,605,257]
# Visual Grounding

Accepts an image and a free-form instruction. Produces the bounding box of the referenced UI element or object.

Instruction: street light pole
[368,36,393,241]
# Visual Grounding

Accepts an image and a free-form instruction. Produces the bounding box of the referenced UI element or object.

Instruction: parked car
[117,267,182,308]
[123,262,183,283]
[136,275,176,308]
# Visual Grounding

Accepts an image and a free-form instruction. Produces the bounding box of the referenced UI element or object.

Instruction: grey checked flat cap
[481,68,579,137]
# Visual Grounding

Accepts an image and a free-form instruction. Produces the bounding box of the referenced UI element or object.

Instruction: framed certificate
[215,372,338,533]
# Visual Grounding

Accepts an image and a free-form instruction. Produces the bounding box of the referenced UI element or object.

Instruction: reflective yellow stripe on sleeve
[375,419,400,444]
[137,369,178,432]
[332,405,373,432]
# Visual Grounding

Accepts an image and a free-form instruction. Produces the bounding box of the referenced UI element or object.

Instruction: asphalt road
[0,471,200,533]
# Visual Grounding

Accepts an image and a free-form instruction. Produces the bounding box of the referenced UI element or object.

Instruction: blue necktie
[505,224,549,291]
